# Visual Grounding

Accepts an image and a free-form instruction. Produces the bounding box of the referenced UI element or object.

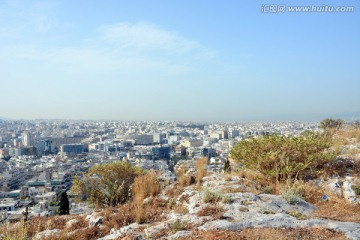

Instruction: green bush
[230,132,337,181]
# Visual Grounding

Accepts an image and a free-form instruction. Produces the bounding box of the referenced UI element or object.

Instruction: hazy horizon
[1,1,359,121]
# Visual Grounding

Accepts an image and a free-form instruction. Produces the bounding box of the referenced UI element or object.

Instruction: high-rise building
[21,131,32,147]
[152,146,170,160]
[60,144,86,154]
[153,133,166,144]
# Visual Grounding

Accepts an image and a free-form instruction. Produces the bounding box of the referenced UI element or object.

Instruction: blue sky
[1,0,359,121]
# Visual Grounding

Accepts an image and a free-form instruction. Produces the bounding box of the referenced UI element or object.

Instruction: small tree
[71,161,144,208]
[320,118,345,130]
[58,191,69,215]
[224,159,231,173]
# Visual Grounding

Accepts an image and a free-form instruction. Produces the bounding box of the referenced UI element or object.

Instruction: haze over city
[1,0,359,121]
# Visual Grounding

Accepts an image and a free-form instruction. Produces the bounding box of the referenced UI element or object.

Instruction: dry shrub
[237,168,269,186]
[132,170,161,223]
[70,225,108,240]
[178,174,196,188]
[0,219,27,240]
[195,157,208,184]
[224,174,232,181]
[334,126,360,142]
[165,183,184,199]
[66,216,87,232]
[101,203,136,231]
[203,188,223,204]
[169,220,190,233]
[174,204,189,214]
[175,162,195,188]
[323,158,360,177]
[196,205,224,219]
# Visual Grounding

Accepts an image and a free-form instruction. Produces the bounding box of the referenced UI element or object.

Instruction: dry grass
[183,227,346,240]
[237,168,266,181]
[331,126,360,157]
[312,197,360,223]
[298,181,360,223]
[132,170,161,223]
[0,219,27,240]
[178,174,196,188]
[165,183,184,199]
[196,205,224,219]
[176,162,196,188]
[224,174,233,181]
[174,204,189,214]
[195,157,208,185]
[335,126,360,142]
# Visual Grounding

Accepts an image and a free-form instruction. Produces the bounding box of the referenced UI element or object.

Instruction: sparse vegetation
[289,210,306,220]
[221,194,232,204]
[281,182,303,205]
[262,185,273,194]
[197,205,224,219]
[351,185,360,195]
[170,220,188,232]
[259,208,276,214]
[203,188,223,204]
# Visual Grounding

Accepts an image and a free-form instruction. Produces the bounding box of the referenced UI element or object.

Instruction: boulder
[35,229,61,240]
[88,216,103,227]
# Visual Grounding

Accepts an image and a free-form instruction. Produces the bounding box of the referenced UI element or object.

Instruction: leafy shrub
[230,131,337,181]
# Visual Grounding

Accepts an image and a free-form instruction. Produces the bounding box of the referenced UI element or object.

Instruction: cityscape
[0,119,319,221]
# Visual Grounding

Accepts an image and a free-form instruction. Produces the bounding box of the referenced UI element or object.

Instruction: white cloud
[0,21,218,82]
[98,22,216,57]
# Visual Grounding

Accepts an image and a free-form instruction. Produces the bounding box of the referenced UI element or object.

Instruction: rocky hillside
[2,168,360,240]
